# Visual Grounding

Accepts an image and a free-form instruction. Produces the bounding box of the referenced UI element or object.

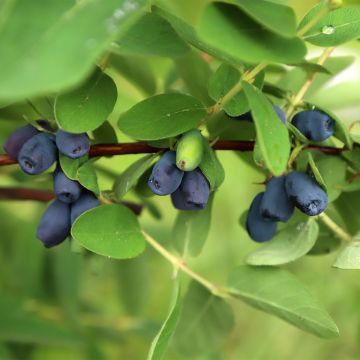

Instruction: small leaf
[55,69,117,133]
[199,139,225,191]
[113,12,190,58]
[338,178,360,192]
[290,62,331,74]
[71,204,146,259]
[77,161,100,195]
[307,153,328,192]
[243,82,291,176]
[172,282,234,357]
[92,121,118,144]
[113,154,159,200]
[246,219,319,266]
[349,121,360,144]
[333,237,360,269]
[198,2,306,64]
[208,63,264,116]
[59,154,88,180]
[147,284,182,360]
[303,7,360,47]
[118,94,207,140]
[172,194,214,257]
[228,266,339,338]
[287,122,309,143]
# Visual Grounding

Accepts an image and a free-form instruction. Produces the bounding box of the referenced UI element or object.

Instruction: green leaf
[349,121,360,144]
[0,0,146,101]
[221,0,297,37]
[199,139,225,191]
[243,82,290,176]
[287,122,309,143]
[172,194,214,257]
[228,266,339,338]
[303,7,360,46]
[333,236,360,269]
[246,219,319,266]
[118,94,207,140]
[71,204,146,259]
[315,156,347,202]
[307,153,328,192]
[77,161,100,195]
[298,0,327,32]
[208,64,264,116]
[338,178,360,192]
[109,54,157,95]
[92,120,118,144]
[55,69,117,133]
[198,2,306,64]
[0,294,80,346]
[113,12,190,58]
[175,50,214,107]
[172,282,234,357]
[59,154,88,180]
[148,284,182,360]
[113,154,159,200]
[290,62,331,75]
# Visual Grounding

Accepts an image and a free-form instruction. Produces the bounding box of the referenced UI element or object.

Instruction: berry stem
[142,231,229,298]
[317,212,352,242]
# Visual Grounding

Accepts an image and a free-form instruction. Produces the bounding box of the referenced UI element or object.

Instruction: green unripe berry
[176,129,204,171]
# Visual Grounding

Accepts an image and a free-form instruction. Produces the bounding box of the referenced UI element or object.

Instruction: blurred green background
[1,0,360,359]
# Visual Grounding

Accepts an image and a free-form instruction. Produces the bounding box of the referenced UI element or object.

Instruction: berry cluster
[3,123,100,248]
[246,109,335,243]
[148,130,210,210]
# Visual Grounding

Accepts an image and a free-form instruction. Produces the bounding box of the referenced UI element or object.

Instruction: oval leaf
[55,69,117,133]
[118,94,207,140]
[71,204,146,259]
[246,219,319,266]
[243,82,291,176]
[228,266,339,338]
[77,161,100,195]
[333,235,360,270]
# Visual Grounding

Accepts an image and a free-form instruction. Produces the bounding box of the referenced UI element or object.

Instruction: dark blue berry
[292,110,335,141]
[171,168,210,210]
[285,171,328,216]
[70,191,100,224]
[37,200,71,248]
[260,176,294,222]
[3,124,39,159]
[56,130,90,159]
[148,151,184,196]
[246,193,277,243]
[53,167,82,204]
[18,133,57,175]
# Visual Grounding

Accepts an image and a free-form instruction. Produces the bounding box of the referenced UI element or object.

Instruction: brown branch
[0,141,347,166]
[0,187,143,215]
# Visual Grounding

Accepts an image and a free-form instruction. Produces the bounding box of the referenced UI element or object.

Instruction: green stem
[317,213,352,242]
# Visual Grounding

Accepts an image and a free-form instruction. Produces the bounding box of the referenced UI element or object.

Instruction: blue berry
[171,168,210,210]
[285,171,328,216]
[53,167,82,204]
[148,151,184,196]
[18,133,57,175]
[3,124,39,159]
[56,130,90,159]
[292,110,335,141]
[260,176,294,222]
[70,191,100,224]
[37,200,71,248]
[246,193,277,243]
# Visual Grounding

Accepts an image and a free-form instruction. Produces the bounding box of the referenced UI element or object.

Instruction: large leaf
[246,219,319,266]
[333,236,360,269]
[76,161,100,195]
[113,154,159,200]
[172,282,234,357]
[0,0,146,101]
[172,194,214,257]
[243,82,291,176]
[303,7,360,46]
[198,2,306,64]
[148,284,182,360]
[71,204,146,259]
[113,12,190,58]
[55,69,117,133]
[118,94,207,140]
[222,0,297,37]
[228,266,339,338]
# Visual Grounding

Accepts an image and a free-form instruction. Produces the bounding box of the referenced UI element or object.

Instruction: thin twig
[318,213,352,242]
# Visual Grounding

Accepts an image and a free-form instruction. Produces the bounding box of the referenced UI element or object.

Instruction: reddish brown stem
[0,187,143,215]
[0,141,347,166]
